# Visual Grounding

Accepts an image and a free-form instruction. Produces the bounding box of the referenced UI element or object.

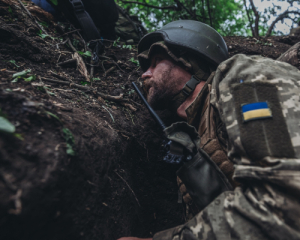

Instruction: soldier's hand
[117,237,152,240]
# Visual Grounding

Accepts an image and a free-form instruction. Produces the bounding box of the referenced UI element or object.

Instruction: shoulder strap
[69,0,101,42]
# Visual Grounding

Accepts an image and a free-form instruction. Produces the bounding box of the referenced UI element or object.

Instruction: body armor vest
[186,73,235,187]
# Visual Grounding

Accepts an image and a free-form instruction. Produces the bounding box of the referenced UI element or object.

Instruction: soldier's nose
[142,69,152,79]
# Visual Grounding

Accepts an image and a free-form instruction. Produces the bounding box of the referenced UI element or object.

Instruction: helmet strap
[169,71,210,112]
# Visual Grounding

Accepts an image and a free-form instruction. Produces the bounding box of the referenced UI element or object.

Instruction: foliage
[24,75,36,82]
[129,57,139,66]
[45,111,60,121]
[62,128,76,156]
[116,0,300,37]
[0,109,23,140]
[8,6,13,14]
[113,37,120,47]
[122,44,133,50]
[243,0,300,37]
[49,0,58,6]
[8,60,19,68]
[78,51,92,58]
[2,59,20,68]
[117,0,245,35]
[80,81,90,86]
[37,29,52,39]
[0,116,15,133]
[12,69,31,78]
[12,69,36,82]
[38,21,49,28]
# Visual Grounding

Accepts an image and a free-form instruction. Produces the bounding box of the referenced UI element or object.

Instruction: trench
[0,90,183,240]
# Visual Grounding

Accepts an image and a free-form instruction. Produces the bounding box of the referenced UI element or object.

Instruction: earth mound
[0,0,299,239]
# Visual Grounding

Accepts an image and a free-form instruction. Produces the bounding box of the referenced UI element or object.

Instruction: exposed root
[114,171,141,207]
[104,66,116,76]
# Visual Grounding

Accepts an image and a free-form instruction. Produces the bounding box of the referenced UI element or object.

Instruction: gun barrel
[132,82,166,130]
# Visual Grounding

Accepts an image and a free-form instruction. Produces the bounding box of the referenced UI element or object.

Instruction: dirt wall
[0,0,299,239]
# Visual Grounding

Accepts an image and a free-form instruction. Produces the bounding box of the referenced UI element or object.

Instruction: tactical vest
[179,73,236,220]
[186,73,236,187]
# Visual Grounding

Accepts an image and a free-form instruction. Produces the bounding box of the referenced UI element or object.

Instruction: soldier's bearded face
[142,53,191,110]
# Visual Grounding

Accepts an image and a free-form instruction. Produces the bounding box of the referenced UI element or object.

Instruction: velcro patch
[242,102,272,122]
[232,81,295,160]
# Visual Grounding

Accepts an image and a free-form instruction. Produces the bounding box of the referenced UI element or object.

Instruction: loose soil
[0,1,299,239]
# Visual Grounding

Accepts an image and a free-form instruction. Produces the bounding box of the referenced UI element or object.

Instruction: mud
[0,0,299,239]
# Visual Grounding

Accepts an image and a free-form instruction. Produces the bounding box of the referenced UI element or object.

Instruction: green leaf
[45,111,60,121]
[80,81,90,86]
[8,6,13,14]
[46,91,56,96]
[92,77,101,81]
[62,128,74,144]
[66,143,75,156]
[12,69,31,78]
[49,0,58,6]
[11,78,19,83]
[63,128,75,156]
[128,89,135,95]
[24,75,36,82]
[0,116,15,133]
[113,37,120,47]
[9,60,19,67]
[39,33,49,39]
[122,45,132,50]
[77,51,92,57]
[38,21,49,28]
[129,57,139,66]
[14,133,24,140]
[37,30,53,39]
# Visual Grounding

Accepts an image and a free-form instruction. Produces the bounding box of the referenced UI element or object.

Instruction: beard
[143,64,182,110]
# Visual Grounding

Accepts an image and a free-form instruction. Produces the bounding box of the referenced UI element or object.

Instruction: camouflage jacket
[153,54,300,240]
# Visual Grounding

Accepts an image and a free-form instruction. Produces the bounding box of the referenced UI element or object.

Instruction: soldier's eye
[155,57,162,66]
[151,56,163,68]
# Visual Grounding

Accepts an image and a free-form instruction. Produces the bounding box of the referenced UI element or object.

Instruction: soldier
[32,0,146,43]
[289,21,300,36]
[119,20,300,240]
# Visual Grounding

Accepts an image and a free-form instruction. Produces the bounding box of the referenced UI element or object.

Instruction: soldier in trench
[119,20,300,240]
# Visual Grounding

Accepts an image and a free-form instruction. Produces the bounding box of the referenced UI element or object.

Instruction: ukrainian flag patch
[241,102,272,122]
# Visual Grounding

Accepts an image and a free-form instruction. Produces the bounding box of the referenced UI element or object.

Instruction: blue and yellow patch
[241,102,272,122]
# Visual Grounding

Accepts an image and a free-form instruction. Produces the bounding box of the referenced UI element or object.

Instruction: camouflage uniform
[115,6,147,43]
[153,54,300,240]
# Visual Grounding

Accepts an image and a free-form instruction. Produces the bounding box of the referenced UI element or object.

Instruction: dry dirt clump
[0,0,299,239]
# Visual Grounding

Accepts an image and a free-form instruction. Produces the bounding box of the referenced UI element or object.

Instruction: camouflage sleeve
[153,54,300,240]
[154,157,300,240]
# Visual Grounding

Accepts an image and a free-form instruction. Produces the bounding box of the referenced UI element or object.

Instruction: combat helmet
[138,20,229,72]
[138,20,229,109]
